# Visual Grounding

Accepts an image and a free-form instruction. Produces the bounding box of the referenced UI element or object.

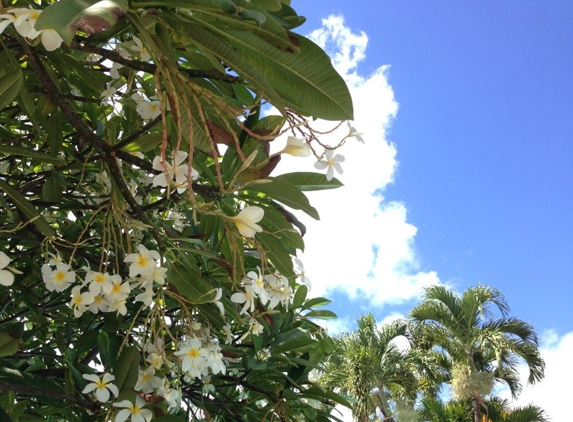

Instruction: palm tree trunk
[472,393,482,422]
[377,386,395,421]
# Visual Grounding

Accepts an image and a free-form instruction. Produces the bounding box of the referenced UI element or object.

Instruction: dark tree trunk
[472,393,482,422]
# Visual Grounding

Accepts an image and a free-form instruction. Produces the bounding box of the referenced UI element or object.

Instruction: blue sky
[273,1,572,419]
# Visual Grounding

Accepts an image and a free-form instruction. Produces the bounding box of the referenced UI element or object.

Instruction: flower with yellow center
[113,395,153,422]
[82,373,119,402]
[41,263,76,292]
[174,338,208,379]
[124,244,160,278]
[229,206,264,238]
[69,286,94,317]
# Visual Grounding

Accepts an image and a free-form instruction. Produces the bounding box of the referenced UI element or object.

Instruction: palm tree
[319,314,444,421]
[419,396,549,422]
[409,285,545,422]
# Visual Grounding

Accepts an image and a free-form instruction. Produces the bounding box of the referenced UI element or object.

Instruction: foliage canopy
[0,0,357,421]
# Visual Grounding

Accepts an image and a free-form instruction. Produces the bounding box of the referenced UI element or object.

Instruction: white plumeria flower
[279,136,311,157]
[100,83,117,102]
[202,375,216,395]
[40,28,63,51]
[48,253,64,266]
[131,92,161,120]
[151,266,167,285]
[246,268,268,305]
[69,286,95,317]
[82,373,119,402]
[135,285,155,307]
[174,338,208,379]
[107,298,128,315]
[265,273,292,309]
[230,284,256,315]
[152,151,198,194]
[294,258,311,289]
[222,323,233,345]
[158,383,181,410]
[146,352,164,370]
[12,8,42,38]
[0,13,17,35]
[110,62,124,79]
[85,270,114,295]
[249,317,264,336]
[206,347,226,375]
[104,274,130,300]
[314,149,345,181]
[135,366,162,393]
[42,263,76,292]
[113,395,153,422]
[138,100,161,120]
[0,252,15,287]
[347,121,364,143]
[211,288,225,316]
[88,294,110,314]
[229,206,264,238]
[131,36,151,61]
[124,244,160,278]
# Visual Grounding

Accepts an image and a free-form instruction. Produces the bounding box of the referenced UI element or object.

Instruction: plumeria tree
[0,0,361,420]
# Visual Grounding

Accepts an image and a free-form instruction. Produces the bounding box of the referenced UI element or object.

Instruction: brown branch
[0,382,99,412]
[69,42,241,83]
[105,154,165,248]
[113,115,162,151]
[22,42,163,245]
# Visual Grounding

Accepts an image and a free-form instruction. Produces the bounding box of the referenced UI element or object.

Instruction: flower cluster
[152,151,199,194]
[231,268,294,317]
[174,334,227,381]
[0,7,63,51]
[39,245,166,319]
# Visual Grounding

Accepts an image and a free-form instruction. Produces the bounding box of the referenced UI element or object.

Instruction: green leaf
[256,232,294,278]
[274,172,343,191]
[0,69,22,111]
[250,0,282,12]
[97,331,111,368]
[0,146,66,166]
[47,117,63,157]
[0,180,55,238]
[167,253,213,304]
[120,132,163,153]
[0,333,20,358]
[35,0,129,45]
[304,297,331,309]
[304,310,337,320]
[246,177,319,220]
[167,20,284,112]
[292,285,307,309]
[274,336,318,354]
[41,175,63,203]
[113,346,140,392]
[224,31,353,120]
[260,205,304,251]
[0,406,11,422]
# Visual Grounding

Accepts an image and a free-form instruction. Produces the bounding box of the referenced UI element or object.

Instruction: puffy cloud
[274,15,440,309]
[499,329,573,420]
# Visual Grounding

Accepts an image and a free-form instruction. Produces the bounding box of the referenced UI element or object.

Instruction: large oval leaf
[223,30,353,120]
[35,0,128,45]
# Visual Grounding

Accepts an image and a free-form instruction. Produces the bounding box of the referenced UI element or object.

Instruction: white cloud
[499,329,573,420]
[273,15,440,309]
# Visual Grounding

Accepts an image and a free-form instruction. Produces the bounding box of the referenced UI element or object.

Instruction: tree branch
[69,42,241,84]
[0,382,99,412]
[22,42,163,246]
